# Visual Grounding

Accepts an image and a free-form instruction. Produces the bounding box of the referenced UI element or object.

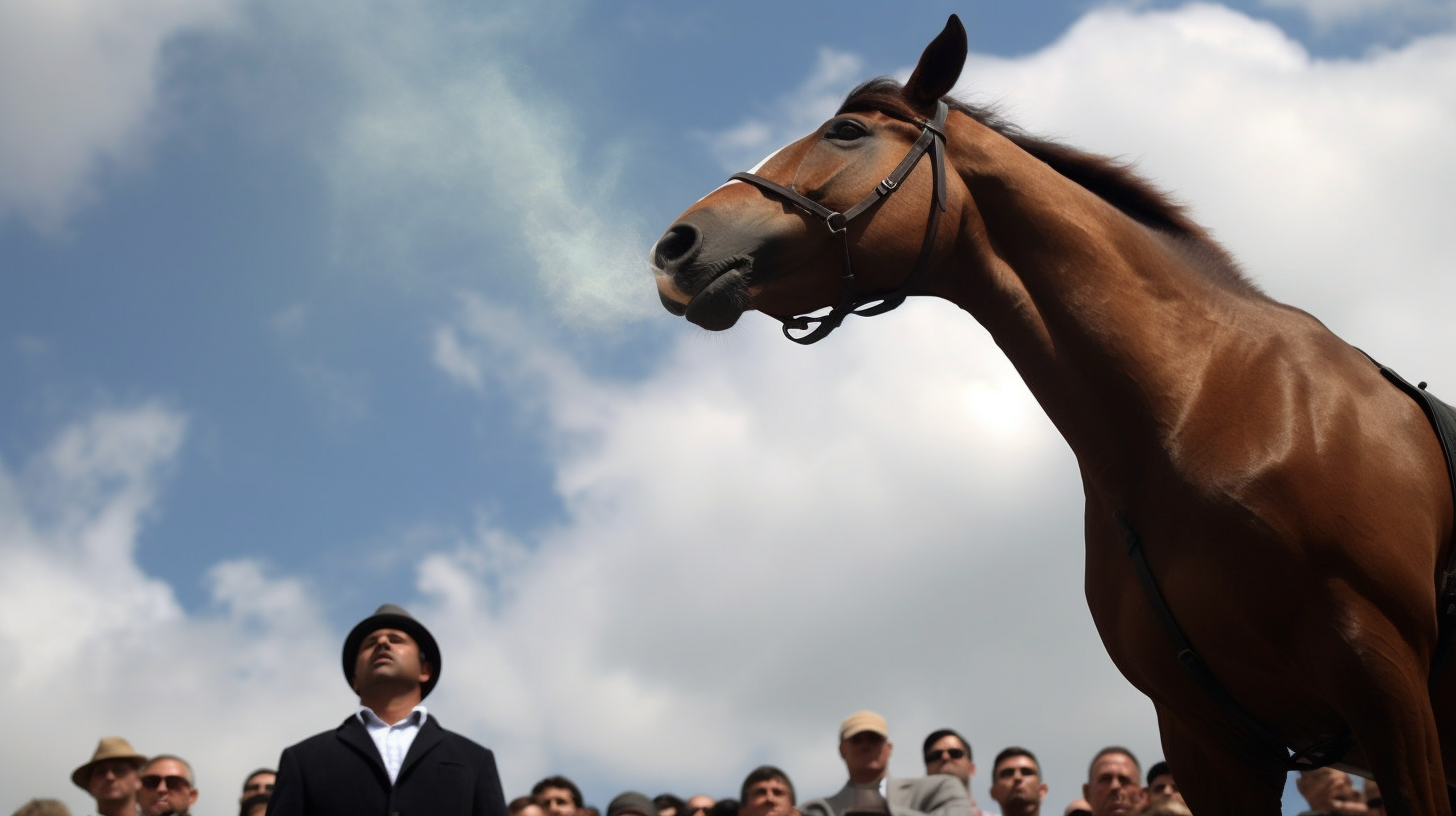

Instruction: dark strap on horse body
[729,101,949,345]
[1119,356,1456,770]
[1369,360,1456,683]
[1115,510,1354,769]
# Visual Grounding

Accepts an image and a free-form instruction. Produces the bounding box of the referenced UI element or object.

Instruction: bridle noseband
[729,100,949,344]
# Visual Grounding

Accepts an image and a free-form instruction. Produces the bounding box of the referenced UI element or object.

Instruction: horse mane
[838,79,1262,296]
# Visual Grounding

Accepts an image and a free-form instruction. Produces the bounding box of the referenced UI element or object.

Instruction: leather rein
[729,100,950,345]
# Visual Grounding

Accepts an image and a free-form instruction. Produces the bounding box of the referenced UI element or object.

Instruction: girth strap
[1370,360,1456,684]
[1115,510,1355,769]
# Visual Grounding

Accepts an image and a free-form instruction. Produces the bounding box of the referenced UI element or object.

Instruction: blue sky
[3,1,1455,814]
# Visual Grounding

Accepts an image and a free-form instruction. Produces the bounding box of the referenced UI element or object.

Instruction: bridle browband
[729,100,950,344]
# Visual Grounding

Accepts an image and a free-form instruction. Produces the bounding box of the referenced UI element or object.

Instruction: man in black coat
[267,604,508,816]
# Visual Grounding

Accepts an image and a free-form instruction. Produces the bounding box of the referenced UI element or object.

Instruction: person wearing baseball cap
[72,737,146,816]
[800,711,972,816]
[267,604,508,816]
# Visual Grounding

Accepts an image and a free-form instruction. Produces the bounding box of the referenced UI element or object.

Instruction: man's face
[741,777,794,816]
[138,758,198,816]
[87,760,141,806]
[241,772,275,803]
[1296,768,1363,813]
[685,796,716,816]
[924,734,975,784]
[989,755,1047,811]
[840,731,892,783]
[352,628,431,694]
[1082,753,1143,816]
[1146,773,1183,807]
[538,786,579,816]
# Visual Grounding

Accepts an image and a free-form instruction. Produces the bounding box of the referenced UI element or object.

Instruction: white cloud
[0,403,341,816]
[1261,0,1456,29]
[434,324,486,393]
[433,294,1150,804]
[312,0,656,333]
[0,0,244,231]
[949,3,1456,381]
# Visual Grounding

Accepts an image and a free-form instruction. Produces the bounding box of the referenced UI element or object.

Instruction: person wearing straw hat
[71,737,146,816]
[267,604,508,816]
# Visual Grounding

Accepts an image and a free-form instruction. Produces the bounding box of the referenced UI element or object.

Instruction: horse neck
[933,136,1257,469]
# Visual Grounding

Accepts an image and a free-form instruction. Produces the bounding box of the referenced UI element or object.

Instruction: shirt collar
[356,704,429,728]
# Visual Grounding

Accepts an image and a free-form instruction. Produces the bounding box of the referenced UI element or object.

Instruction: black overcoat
[266,715,508,816]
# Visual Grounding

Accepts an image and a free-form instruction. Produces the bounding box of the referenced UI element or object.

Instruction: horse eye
[826,120,867,141]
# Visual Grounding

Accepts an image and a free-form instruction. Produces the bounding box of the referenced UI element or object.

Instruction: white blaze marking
[692,142,794,205]
[747,142,791,174]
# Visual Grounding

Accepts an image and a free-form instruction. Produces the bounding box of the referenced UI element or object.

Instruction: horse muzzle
[651,217,761,331]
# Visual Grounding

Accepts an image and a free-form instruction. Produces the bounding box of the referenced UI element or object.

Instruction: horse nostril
[653,223,701,270]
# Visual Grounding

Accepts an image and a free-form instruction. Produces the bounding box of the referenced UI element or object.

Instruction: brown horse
[650,15,1456,816]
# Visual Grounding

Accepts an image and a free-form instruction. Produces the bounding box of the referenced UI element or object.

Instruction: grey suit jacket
[800,776,972,816]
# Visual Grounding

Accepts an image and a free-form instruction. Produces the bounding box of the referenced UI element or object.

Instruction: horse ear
[904,14,967,109]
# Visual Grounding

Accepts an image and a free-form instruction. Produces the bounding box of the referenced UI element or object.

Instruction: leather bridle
[729,100,950,344]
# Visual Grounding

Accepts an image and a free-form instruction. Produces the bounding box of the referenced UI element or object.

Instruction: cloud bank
[0,0,244,231]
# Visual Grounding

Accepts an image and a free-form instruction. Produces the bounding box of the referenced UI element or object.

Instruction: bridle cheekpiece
[729,100,950,344]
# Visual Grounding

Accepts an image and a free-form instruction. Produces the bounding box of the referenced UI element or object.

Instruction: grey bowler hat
[342,604,441,698]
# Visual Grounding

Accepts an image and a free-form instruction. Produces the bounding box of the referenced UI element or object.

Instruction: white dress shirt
[357,705,429,783]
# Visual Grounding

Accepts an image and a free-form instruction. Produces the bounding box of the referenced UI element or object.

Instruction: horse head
[652,16,971,343]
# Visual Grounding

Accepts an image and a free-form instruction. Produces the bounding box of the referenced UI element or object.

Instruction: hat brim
[342,612,441,699]
[71,755,145,790]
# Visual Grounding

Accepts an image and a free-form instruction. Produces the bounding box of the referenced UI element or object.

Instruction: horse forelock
[838,78,1262,297]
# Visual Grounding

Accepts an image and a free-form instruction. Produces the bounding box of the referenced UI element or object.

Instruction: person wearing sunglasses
[136,755,199,816]
[684,795,717,816]
[239,769,274,802]
[267,604,509,816]
[800,711,972,816]
[921,730,993,816]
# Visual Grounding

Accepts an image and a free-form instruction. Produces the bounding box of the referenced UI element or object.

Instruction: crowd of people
[504,720,1194,816]
[13,606,1390,816]
[498,720,1384,816]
